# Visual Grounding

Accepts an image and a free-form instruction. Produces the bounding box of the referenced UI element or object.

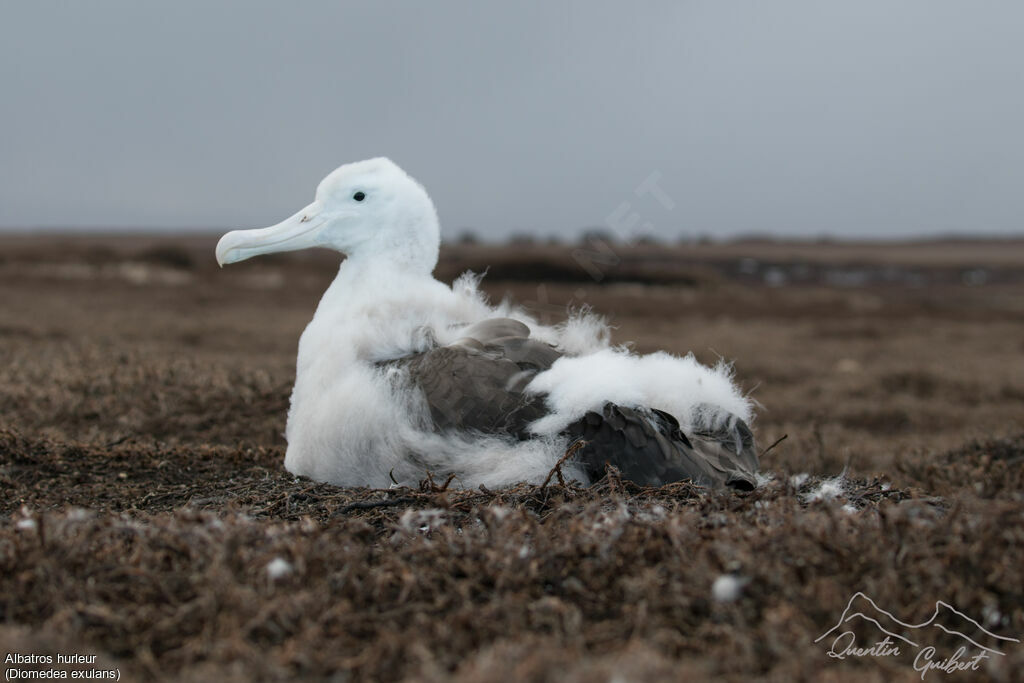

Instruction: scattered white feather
[266,557,293,580]
[789,473,809,488]
[982,604,1003,628]
[15,518,37,531]
[485,505,512,522]
[712,574,748,603]
[636,504,667,522]
[65,508,92,522]
[803,475,847,503]
[399,508,447,534]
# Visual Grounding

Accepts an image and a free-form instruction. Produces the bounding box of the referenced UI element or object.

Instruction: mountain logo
[815,592,1020,677]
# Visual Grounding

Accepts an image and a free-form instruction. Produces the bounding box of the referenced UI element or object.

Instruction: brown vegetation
[1,235,1022,681]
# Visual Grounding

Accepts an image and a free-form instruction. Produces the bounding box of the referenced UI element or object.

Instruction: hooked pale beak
[216,200,333,266]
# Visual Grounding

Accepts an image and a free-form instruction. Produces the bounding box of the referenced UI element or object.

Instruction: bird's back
[391,317,760,489]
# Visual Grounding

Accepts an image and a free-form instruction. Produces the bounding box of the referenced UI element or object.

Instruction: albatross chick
[216,158,759,490]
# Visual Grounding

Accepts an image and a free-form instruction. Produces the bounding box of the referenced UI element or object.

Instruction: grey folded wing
[387,317,760,490]
[388,318,561,438]
[567,403,759,490]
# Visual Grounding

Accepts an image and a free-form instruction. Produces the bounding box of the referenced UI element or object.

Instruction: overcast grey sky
[1,1,1022,240]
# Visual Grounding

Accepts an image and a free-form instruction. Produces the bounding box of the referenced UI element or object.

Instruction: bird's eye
[353,191,366,202]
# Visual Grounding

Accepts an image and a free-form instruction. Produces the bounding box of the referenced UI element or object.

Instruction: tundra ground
[2,235,1022,681]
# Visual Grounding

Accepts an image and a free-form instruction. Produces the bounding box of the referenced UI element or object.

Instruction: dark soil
[1,236,1023,681]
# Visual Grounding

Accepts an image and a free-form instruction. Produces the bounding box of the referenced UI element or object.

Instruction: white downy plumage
[216,158,753,488]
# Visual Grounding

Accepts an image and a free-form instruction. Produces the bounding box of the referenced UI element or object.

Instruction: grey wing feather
[387,316,760,490]
[458,318,530,344]
[689,402,760,480]
[568,403,759,490]
[389,318,560,438]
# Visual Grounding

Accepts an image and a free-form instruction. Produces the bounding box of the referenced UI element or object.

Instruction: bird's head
[215,158,440,271]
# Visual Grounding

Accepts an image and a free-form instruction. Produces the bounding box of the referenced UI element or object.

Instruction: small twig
[760,434,788,459]
[419,471,457,493]
[603,463,624,496]
[541,439,586,489]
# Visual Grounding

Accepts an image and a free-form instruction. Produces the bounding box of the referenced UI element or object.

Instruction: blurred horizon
[4,225,1024,248]
[2,1,1022,241]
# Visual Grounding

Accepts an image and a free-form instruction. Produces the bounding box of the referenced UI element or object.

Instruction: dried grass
[1,237,1023,681]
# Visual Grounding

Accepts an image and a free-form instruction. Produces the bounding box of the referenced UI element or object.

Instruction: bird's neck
[344,214,441,276]
[315,252,439,321]
[343,241,437,276]
[300,252,453,366]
